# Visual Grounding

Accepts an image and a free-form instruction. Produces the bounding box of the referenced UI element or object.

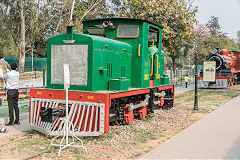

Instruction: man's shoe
[5,122,14,126]
[14,121,20,125]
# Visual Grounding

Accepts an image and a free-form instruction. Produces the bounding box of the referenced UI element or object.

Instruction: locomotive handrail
[150,55,154,76]
[138,44,141,56]
[155,54,159,75]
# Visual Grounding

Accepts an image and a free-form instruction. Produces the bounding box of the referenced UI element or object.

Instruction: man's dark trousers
[7,89,19,123]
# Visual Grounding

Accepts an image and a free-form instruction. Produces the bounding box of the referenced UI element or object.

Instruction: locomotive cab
[83,18,168,89]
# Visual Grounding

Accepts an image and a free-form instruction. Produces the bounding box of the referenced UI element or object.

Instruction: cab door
[148,26,160,87]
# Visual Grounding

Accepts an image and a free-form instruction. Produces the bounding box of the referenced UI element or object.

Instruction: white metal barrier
[30,98,105,136]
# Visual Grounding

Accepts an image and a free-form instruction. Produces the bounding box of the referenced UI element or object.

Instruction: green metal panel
[141,23,150,88]
[109,78,130,91]
[91,35,132,91]
[161,75,170,85]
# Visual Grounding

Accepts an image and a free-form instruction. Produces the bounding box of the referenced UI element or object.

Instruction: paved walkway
[141,95,240,159]
[0,113,30,138]
[175,84,194,94]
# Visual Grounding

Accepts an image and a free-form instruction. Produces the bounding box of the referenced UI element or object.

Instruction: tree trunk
[172,57,176,77]
[55,3,64,34]
[69,0,75,25]
[19,0,25,73]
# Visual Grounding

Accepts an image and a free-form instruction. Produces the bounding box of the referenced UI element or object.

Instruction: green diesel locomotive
[30,18,174,136]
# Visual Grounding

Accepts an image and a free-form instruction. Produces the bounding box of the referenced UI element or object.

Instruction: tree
[0,0,27,72]
[237,30,240,50]
[206,16,222,36]
[120,0,197,74]
[192,24,212,61]
[193,24,239,63]
[0,0,199,73]
[19,0,25,73]
[0,0,70,71]
[105,0,128,17]
[73,0,107,30]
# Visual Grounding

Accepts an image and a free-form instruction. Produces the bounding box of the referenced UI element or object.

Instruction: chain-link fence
[165,68,195,87]
[4,56,47,87]
[5,56,47,72]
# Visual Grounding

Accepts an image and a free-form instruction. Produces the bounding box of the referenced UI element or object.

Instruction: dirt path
[0,86,239,159]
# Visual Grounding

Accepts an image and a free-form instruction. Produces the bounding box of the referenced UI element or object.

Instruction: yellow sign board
[203,61,216,82]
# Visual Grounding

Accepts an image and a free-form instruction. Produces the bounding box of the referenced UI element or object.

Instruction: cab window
[148,27,159,48]
[117,24,139,38]
[86,25,106,37]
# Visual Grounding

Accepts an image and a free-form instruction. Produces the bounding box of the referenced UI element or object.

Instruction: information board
[203,61,216,82]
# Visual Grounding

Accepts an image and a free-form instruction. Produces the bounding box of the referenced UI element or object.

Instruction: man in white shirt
[0,63,20,126]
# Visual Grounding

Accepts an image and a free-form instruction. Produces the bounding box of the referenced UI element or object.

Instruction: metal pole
[66,87,69,145]
[43,67,45,87]
[64,63,70,145]
[35,68,37,79]
[189,57,191,76]
[181,68,182,87]
[32,48,33,72]
[194,47,199,110]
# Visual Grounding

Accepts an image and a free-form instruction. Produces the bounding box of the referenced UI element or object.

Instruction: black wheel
[109,98,126,125]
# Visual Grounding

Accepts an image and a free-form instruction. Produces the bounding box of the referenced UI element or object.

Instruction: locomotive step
[164,98,173,100]
[153,101,161,105]
[109,113,116,118]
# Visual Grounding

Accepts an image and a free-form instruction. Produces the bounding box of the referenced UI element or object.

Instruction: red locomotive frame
[30,85,174,135]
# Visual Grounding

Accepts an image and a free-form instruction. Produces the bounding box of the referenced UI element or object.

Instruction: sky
[193,0,240,39]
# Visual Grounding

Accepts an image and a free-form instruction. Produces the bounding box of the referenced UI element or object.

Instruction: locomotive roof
[82,18,163,29]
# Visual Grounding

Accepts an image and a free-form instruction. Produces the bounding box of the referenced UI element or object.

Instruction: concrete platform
[141,95,240,159]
